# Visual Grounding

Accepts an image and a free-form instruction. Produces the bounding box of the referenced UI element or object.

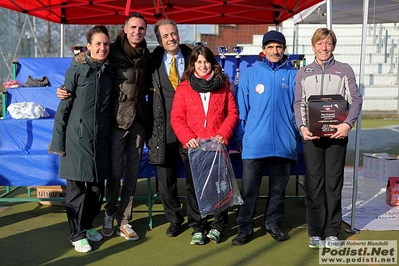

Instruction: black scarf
[189,72,224,93]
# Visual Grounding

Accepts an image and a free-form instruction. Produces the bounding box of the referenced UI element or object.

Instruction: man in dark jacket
[147,19,191,237]
[102,12,152,241]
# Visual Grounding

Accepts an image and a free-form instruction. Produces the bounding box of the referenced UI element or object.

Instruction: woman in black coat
[49,25,113,253]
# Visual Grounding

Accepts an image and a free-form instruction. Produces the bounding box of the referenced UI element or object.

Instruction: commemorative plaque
[307,94,348,137]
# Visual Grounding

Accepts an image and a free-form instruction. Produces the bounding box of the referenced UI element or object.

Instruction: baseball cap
[262,30,286,46]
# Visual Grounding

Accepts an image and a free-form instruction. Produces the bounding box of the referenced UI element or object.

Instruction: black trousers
[303,138,348,238]
[157,142,184,225]
[65,180,104,242]
[179,146,228,234]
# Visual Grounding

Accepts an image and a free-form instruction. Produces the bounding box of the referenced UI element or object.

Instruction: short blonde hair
[311,28,337,47]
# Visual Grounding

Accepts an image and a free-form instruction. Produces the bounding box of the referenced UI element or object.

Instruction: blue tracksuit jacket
[234,59,299,161]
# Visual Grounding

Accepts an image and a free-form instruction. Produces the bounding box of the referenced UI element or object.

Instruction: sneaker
[231,232,253,246]
[325,236,341,249]
[266,228,286,241]
[206,229,221,244]
[309,236,323,249]
[190,232,205,245]
[71,238,92,253]
[86,228,103,241]
[102,213,114,237]
[117,224,140,241]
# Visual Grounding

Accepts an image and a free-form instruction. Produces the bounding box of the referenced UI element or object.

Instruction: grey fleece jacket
[294,55,363,129]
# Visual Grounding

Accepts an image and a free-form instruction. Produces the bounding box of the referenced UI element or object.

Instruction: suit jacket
[147,44,192,164]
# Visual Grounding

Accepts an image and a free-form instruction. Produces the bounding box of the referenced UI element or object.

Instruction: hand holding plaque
[306,94,348,137]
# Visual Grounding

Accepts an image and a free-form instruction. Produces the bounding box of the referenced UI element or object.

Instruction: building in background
[0,8,397,112]
[197,19,399,112]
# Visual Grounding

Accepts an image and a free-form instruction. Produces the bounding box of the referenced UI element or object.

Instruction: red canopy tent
[1,0,322,25]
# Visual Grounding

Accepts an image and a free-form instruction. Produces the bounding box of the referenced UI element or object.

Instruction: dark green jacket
[50,53,113,182]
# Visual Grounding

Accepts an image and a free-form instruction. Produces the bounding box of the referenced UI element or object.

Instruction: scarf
[262,54,288,70]
[118,30,147,65]
[189,71,224,93]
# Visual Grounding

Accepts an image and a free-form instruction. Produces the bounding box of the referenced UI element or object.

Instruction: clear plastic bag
[188,138,243,218]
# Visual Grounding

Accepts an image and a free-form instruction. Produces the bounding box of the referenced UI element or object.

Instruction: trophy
[217,46,229,73]
[232,46,244,87]
[193,41,207,47]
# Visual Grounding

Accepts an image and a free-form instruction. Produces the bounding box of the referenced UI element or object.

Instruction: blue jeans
[236,158,292,234]
[104,120,145,226]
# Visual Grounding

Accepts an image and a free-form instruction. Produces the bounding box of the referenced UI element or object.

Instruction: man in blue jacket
[232,30,299,245]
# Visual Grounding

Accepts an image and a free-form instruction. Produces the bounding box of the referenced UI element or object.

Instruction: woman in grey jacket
[294,28,362,249]
[49,25,113,253]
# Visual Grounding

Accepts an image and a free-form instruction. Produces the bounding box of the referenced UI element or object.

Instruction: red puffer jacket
[171,80,238,148]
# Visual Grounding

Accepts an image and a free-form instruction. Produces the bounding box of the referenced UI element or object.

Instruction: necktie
[169,56,178,90]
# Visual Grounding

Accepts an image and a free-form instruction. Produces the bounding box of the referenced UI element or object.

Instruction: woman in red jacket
[171,45,238,245]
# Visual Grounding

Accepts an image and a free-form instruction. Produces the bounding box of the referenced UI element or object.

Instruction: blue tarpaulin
[0,56,305,187]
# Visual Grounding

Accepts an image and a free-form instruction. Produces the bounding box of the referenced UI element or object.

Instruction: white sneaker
[309,236,323,249]
[190,232,205,245]
[117,224,140,241]
[206,229,221,244]
[325,236,341,249]
[86,228,103,241]
[71,238,92,253]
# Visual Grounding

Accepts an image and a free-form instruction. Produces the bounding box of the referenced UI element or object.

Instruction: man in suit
[147,19,192,237]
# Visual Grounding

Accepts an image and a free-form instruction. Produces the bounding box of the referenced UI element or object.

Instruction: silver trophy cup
[232,46,244,86]
[217,46,229,72]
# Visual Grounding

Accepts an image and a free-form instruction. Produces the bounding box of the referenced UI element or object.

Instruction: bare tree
[0,9,195,85]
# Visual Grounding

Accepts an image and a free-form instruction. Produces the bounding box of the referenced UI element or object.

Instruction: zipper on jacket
[320,62,326,95]
[201,92,209,128]
[93,70,101,181]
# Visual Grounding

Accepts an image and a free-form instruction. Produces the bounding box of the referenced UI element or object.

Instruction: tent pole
[33,17,37,57]
[60,24,65,58]
[293,24,298,55]
[326,0,332,29]
[346,0,369,235]
[397,37,399,114]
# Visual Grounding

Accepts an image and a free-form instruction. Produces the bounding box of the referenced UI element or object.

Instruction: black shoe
[166,223,181,237]
[231,232,253,246]
[266,228,286,241]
